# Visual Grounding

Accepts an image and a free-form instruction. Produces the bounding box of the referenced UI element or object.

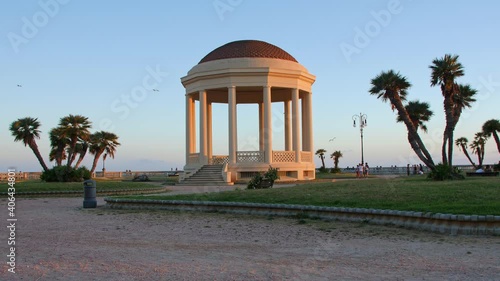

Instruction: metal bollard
[83,179,97,208]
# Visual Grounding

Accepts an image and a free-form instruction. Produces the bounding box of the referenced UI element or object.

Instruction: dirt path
[0,197,498,280]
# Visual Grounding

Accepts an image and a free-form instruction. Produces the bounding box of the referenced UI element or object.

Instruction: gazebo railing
[273,151,296,163]
[237,151,265,163]
[210,155,229,165]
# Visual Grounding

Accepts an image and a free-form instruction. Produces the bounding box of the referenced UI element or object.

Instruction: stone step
[180,164,226,186]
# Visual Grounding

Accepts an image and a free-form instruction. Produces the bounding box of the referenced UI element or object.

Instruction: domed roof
[199,40,298,64]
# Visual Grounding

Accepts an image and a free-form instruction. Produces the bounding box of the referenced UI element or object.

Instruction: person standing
[364,162,369,177]
[407,164,410,176]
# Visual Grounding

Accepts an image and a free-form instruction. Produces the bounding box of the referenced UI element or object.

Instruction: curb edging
[104,198,500,236]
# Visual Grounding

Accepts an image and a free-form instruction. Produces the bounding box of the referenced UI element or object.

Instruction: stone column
[190,96,196,154]
[292,88,301,162]
[199,90,208,165]
[185,94,193,164]
[263,86,273,163]
[301,94,308,152]
[258,103,264,151]
[207,102,213,163]
[284,100,292,151]
[304,92,313,154]
[228,86,237,164]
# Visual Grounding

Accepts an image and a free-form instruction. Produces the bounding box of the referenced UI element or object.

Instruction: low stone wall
[104,198,500,236]
[1,187,167,197]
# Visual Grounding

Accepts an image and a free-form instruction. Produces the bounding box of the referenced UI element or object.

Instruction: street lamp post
[352,113,367,165]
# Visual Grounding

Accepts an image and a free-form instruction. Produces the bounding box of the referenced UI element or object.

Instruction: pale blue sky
[1,0,499,172]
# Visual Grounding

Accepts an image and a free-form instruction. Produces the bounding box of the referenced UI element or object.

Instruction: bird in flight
[17,84,22,87]
[153,89,159,92]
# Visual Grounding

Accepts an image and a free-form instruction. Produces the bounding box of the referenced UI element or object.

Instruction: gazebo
[180,40,316,184]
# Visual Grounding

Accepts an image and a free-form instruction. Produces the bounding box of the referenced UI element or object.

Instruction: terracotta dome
[198,40,298,64]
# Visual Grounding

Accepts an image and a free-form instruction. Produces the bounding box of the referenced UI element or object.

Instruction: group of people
[356,162,369,178]
[407,164,424,176]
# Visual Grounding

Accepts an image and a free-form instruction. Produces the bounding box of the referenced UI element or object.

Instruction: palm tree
[9,117,48,172]
[470,132,488,168]
[482,119,500,153]
[49,127,68,166]
[369,70,435,169]
[396,100,433,133]
[315,149,327,169]
[89,131,120,175]
[330,150,343,169]
[453,84,477,127]
[57,115,92,167]
[430,54,464,166]
[455,137,476,168]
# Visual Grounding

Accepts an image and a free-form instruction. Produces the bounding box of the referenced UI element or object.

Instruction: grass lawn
[315,172,373,180]
[0,179,160,193]
[120,176,500,215]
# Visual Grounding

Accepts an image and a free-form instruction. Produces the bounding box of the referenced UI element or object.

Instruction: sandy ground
[0,195,499,281]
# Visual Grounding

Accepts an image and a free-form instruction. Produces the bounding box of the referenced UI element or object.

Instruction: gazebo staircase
[178,165,228,186]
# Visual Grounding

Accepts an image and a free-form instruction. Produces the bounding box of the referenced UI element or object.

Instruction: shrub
[247,166,280,189]
[330,168,341,174]
[494,163,500,172]
[318,167,328,173]
[247,174,263,189]
[264,166,280,183]
[41,166,91,182]
[427,163,464,181]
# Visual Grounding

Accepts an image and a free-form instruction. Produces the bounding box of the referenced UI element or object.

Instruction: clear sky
[1,0,499,172]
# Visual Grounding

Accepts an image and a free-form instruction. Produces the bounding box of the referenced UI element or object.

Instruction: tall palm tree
[58,115,92,167]
[470,132,488,168]
[330,150,343,169]
[430,54,464,166]
[396,100,433,133]
[482,119,500,153]
[455,137,476,168]
[315,149,327,169]
[9,117,48,172]
[369,70,435,169]
[89,131,120,175]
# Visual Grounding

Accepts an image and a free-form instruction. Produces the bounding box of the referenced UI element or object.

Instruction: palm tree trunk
[66,138,78,167]
[389,94,435,169]
[441,136,448,165]
[442,93,455,166]
[477,147,483,167]
[406,133,435,169]
[460,144,476,168]
[74,151,87,169]
[447,132,454,167]
[29,141,48,172]
[320,156,325,169]
[55,144,64,166]
[90,151,103,175]
[493,132,500,154]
